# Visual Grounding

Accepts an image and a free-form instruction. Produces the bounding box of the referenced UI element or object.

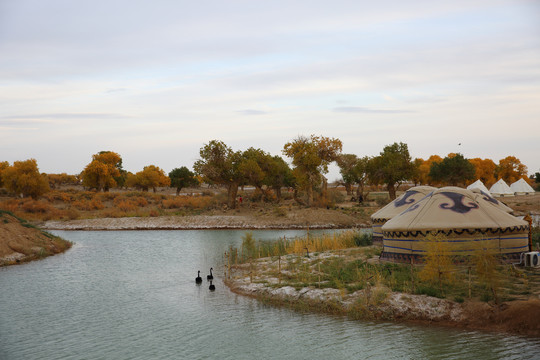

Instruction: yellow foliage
[419,233,456,288]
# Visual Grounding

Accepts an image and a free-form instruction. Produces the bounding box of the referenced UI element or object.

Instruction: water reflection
[0,230,538,360]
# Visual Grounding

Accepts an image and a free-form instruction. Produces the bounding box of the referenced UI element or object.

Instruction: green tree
[352,156,371,201]
[367,142,415,200]
[81,151,123,191]
[193,140,244,209]
[127,165,170,192]
[2,159,50,199]
[239,147,271,200]
[283,135,342,206]
[337,154,359,195]
[429,153,476,186]
[264,155,295,202]
[169,166,199,195]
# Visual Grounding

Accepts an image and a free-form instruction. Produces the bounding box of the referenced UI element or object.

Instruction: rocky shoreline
[224,251,540,337]
[41,210,368,231]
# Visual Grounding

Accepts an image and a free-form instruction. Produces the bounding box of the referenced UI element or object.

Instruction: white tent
[510,178,535,195]
[489,179,514,197]
[467,179,491,195]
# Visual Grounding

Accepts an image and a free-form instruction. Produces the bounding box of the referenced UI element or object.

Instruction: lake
[1,229,539,359]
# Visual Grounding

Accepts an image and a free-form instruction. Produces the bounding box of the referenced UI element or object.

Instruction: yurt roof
[510,178,535,193]
[466,179,491,195]
[470,188,514,214]
[371,186,436,221]
[489,179,513,196]
[382,187,527,232]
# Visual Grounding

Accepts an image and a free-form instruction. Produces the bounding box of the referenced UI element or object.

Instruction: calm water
[1,229,539,360]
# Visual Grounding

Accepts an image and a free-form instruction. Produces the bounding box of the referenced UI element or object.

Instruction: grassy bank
[226,230,540,305]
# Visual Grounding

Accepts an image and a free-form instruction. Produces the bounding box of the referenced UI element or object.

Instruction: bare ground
[0,211,72,266]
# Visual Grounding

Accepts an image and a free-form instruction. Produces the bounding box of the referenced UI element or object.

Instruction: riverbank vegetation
[224,230,540,336]
[226,230,540,304]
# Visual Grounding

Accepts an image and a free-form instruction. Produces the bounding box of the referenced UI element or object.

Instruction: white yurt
[371,186,436,243]
[381,187,529,263]
[489,179,514,197]
[467,179,491,195]
[510,178,535,195]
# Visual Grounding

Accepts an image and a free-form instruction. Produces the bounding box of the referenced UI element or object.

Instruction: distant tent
[510,178,535,195]
[381,187,529,263]
[470,188,514,214]
[371,186,436,243]
[489,179,514,197]
[467,180,491,195]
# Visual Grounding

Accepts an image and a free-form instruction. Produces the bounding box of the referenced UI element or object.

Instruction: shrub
[327,189,345,205]
[64,208,80,220]
[353,232,373,247]
[21,199,53,213]
[415,285,443,298]
[72,198,105,211]
[114,199,137,212]
[272,206,287,217]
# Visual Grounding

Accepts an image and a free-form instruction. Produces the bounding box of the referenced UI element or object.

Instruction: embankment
[41,209,368,230]
[0,211,72,266]
[225,252,540,338]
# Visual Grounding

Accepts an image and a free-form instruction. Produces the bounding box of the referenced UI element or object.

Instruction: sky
[1,0,539,182]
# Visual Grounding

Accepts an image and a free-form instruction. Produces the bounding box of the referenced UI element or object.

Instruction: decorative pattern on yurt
[469,188,514,214]
[370,186,436,243]
[381,187,529,263]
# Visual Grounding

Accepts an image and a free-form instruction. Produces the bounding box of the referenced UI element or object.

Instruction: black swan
[207,267,213,280]
[209,280,215,291]
[195,271,202,284]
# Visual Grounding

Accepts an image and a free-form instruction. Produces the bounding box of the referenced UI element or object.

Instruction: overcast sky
[1,0,539,181]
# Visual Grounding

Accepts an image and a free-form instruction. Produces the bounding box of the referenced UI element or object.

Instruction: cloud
[332,107,414,114]
[2,113,130,120]
[236,109,269,116]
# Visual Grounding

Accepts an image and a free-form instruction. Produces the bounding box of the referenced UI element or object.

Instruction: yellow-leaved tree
[496,156,528,184]
[472,239,501,304]
[419,233,456,295]
[126,165,170,192]
[2,159,50,199]
[81,151,123,191]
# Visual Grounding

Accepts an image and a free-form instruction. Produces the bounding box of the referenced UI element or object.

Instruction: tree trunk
[176,187,181,196]
[273,186,282,202]
[322,176,328,206]
[293,188,304,205]
[306,182,313,206]
[387,183,397,200]
[344,183,352,196]
[227,183,238,209]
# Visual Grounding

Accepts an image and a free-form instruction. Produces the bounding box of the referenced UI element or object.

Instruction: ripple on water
[1,230,539,360]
